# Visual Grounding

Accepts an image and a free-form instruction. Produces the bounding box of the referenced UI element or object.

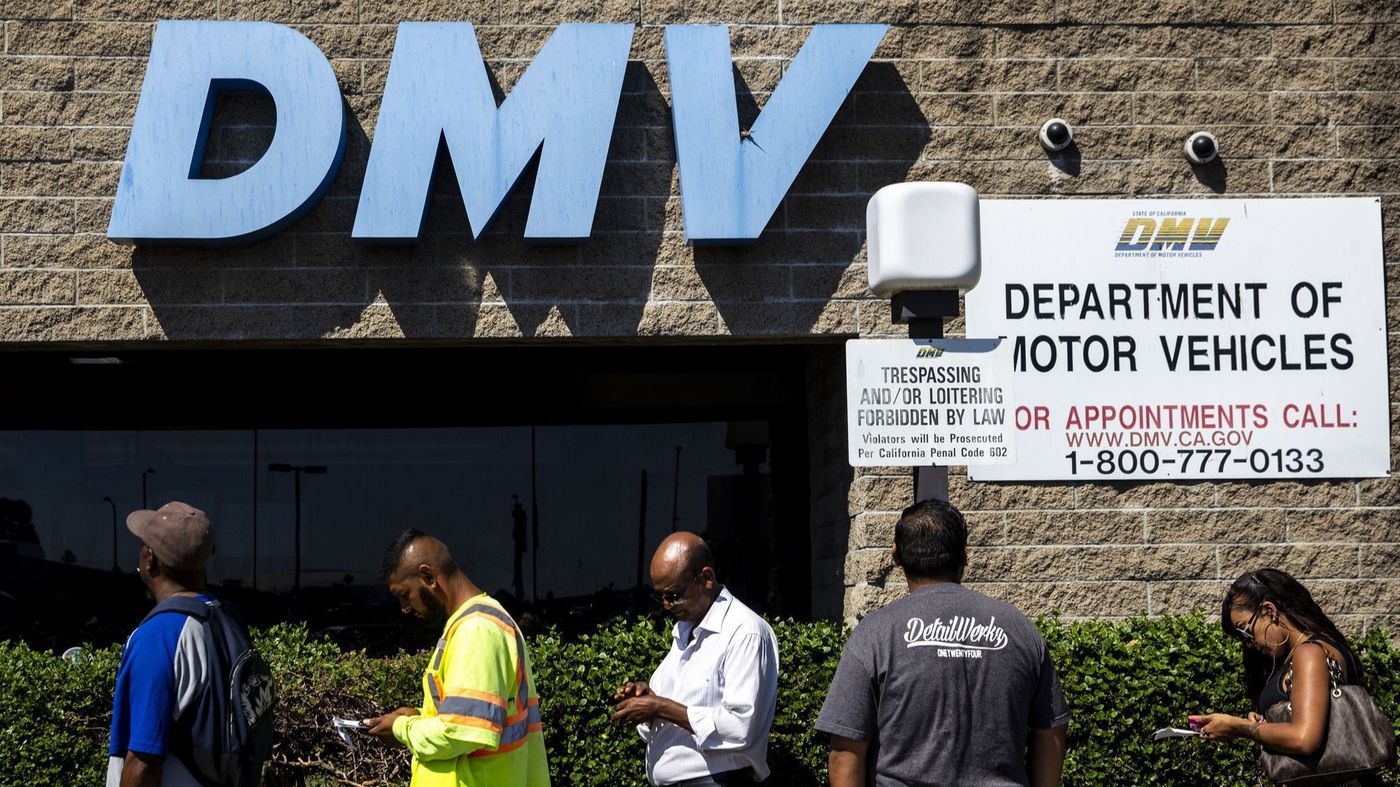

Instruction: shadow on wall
[1048,142,1082,177]
[132,91,375,341]
[132,57,927,341]
[693,61,929,337]
[1192,158,1229,194]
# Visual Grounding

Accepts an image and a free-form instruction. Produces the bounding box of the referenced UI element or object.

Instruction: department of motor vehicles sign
[846,339,1016,466]
[966,198,1390,481]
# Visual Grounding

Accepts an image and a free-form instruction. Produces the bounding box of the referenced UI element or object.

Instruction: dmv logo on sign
[107,21,887,247]
[1114,215,1230,254]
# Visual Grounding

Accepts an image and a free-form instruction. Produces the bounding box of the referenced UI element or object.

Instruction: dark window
[0,345,813,649]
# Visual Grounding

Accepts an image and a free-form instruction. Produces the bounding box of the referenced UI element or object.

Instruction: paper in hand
[1151,727,1200,741]
[333,716,370,748]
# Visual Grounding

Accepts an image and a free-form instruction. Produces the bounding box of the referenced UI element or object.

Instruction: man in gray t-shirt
[816,500,1070,787]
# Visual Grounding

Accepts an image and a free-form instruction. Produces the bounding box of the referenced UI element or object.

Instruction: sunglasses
[1232,606,1263,644]
[1230,573,1267,644]
[650,571,702,606]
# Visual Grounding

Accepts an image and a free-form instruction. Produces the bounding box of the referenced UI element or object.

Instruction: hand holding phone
[612,680,652,704]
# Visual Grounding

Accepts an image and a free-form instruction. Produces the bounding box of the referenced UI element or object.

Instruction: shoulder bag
[1259,654,1396,786]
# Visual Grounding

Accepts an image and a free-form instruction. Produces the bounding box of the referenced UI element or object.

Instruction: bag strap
[1324,656,1344,698]
[141,594,213,626]
[1304,637,1346,696]
[1282,639,1345,706]
[137,595,225,787]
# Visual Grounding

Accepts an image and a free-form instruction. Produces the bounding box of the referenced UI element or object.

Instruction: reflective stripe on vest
[471,697,541,758]
[436,689,509,731]
[425,600,541,756]
[427,602,519,708]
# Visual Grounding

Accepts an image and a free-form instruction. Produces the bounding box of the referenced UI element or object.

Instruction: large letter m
[352,23,634,243]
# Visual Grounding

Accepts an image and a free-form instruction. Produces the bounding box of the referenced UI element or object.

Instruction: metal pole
[635,470,648,589]
[293,468,302,595]
[892,291,958,503]
[530,426,539,603]
[912,318,949,502]
[104,497,117,571]
[511,495,525,601]
[670,446,681,532]
[251,430,258,591]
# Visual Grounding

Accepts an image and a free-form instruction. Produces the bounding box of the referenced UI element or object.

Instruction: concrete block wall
[1,1,1397,625]
[843,469,1400,628]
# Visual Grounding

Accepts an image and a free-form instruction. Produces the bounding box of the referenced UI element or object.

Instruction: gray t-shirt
[816,583,1070,787]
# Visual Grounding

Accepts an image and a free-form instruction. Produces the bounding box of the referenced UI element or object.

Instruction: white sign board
[847,339,1016,466]
[967,198,1390,481]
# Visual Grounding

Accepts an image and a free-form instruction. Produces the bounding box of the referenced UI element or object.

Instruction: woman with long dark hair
[1191,568,1380,786]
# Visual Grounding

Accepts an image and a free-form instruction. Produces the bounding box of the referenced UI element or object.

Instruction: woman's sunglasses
[1232,606,1262,643]
[1229,573,1268,644]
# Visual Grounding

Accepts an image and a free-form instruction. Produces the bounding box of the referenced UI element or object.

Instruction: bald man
[611,532,779,786]
[365,529,551,787]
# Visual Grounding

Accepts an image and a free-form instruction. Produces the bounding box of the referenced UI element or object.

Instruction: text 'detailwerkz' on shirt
[815,583,1070,787]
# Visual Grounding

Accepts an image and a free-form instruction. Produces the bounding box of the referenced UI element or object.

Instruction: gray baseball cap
[127,501,214,571]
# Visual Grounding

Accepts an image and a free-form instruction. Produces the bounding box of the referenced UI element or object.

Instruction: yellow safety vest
[392,594,551,787]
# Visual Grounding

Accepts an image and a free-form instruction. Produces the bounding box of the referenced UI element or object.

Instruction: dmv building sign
[966,198,1391,482]
[107,21,887,246]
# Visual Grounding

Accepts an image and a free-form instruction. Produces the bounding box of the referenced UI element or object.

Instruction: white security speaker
[866,182,981,297]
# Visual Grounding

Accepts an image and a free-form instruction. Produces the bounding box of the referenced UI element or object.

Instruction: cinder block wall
[0,2,1395,626]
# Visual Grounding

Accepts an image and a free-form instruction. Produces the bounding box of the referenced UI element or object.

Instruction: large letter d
[108,21,345,245]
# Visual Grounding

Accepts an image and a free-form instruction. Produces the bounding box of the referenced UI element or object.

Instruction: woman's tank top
[1258,638,1349,712]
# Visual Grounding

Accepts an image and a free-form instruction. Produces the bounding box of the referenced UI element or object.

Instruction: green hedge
[1,614,1396,786]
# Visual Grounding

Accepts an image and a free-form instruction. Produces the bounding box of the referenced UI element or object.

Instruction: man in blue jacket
[107,501,219,787]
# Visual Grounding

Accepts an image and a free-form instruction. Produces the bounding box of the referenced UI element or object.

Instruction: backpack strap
[135,595,221,787]
[140,594,214,627]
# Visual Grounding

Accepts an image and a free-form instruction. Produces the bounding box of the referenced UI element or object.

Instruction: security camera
[1038,118,1073,152]
[1184,131,1219,165]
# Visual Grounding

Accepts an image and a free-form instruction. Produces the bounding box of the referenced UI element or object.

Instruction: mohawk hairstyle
[380,528,427,581]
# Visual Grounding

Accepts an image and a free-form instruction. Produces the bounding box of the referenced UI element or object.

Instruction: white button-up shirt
[639,586,780,785]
